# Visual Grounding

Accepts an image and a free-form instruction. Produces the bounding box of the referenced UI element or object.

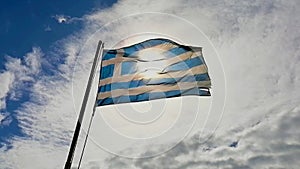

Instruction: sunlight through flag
[97,38,211,106]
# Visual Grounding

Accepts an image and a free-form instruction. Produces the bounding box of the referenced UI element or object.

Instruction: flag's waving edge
[97,38,211,106]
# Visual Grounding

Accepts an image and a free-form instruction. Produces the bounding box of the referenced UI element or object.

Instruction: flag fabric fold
[96,38,211,106]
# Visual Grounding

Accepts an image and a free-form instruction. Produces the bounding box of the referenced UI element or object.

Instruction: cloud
[0,22,97,169]
[53,14,83,24]
[44,25,52,32]
[0,72,14,110]
[78,0,300,168]
[1,0,300,168]
[102,102,300,169]
[0,114,4,122]
[0,138,67,169]
[53,14,69,23]
[0,112,13,127]
[0,45,82,168]
[0,47,42,111]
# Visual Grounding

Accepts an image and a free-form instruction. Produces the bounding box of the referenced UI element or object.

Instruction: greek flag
[96,38,211,106]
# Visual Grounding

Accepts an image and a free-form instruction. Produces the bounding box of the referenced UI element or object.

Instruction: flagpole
[76,96,98,168]
[64,40,104,169]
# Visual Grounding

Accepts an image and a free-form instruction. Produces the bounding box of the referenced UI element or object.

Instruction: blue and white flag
[97,38,211,106]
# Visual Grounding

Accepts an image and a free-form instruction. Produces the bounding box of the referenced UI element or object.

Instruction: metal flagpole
[76,95,98,168]
[64,40,104,169]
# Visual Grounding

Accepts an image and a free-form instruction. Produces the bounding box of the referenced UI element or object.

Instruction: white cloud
[100,102,300,169]
[4,47,42,81]
[0,113,5,123]
[1,0,300,169]
[0,47,42,111]
[0,72,14,110]
[53,14,83,24]
[54,14,69,23]
[78,0,300,168]
[0,113,12,127]
[0,139,67,169]
[0,46,81,168]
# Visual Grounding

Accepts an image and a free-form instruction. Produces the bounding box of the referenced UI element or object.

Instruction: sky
[1,0,300,169]
[0,0,117,149]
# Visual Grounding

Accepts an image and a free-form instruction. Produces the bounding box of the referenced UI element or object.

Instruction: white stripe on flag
[98,80,211,99]
[98,64,208,86]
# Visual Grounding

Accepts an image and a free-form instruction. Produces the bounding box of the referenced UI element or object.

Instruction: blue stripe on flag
[163,46,191,58]
[102,50,117,61]
[100,64,114,79]
[97,88,210,106]
[146,73,209,85]
[123,39,172,57]
[163,56,203,72]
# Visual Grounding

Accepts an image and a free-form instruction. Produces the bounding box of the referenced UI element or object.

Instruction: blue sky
[0,0,116,57]
[0,0,116,150]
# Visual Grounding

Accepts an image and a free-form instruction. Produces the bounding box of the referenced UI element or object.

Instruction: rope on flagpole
[77,105,96,169]
[77,86,102,168]
[64,40,104,169]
